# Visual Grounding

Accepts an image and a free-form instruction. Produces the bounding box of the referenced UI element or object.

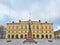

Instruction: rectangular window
[21,25,23,29]
[16,26,18,29]
[37,25,39,29]
[49,26,51,29]
[33,25,35,29]
[45,26,47,29]
[9,26,10,29]
[12,26,14,29]
[41,26,43,29]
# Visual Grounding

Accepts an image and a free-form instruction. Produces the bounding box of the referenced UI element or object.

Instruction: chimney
[39,20,41,22]
[12,21,14,23]
[19,20,21,22]
[45,21,47,23]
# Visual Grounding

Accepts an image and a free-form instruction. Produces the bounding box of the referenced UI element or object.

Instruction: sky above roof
[0,0,60,31]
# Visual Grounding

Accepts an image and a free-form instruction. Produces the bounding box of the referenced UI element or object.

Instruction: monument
[23,21,37,44]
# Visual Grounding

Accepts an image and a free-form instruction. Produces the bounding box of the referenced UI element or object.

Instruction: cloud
[28,0,60,22]
[0,0,60,28]
[54,25,60,31]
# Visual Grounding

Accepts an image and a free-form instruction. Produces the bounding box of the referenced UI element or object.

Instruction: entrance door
[37,34,39,38]
[16,35,18,39]
[33,34,35,39]
[12,35,14,39]
[25,34,27,39]
[46,34,48,39]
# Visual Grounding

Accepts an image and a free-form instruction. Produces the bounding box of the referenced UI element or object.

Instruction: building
[54,30,60,39]
[6,20,54,39]
[0,26,5,39]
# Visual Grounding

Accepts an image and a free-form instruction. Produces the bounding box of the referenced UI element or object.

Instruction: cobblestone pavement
[0,39,60,45]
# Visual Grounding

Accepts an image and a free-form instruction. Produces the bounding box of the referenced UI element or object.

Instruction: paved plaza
[0,39,60,45]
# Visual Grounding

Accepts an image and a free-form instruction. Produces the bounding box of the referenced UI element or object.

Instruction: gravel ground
[0,39,60,45]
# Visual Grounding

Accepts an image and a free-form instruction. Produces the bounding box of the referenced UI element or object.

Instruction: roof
[7,21,53,25]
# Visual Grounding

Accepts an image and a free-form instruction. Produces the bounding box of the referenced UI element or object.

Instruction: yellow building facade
[6,20,54,39]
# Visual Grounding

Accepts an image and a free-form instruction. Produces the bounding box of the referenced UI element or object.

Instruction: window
[12,26,14,29]
[37,25,39,29]
[49,26,51,29]
[12,35,14,39]
[41,26,43,29]
[9,26,10,29]
[16,34,18,39]
[25,34,27,38]
[50,31,51,33]
[25,31,27,33]
[12,31,14,33]
[46,34,48,39]
[45,26,47,29]
[21,25,23,29]
[16,26,18,29]
[33,31,35,33]
[33,34,35,38]
[20,34,23,38]
[37,34,39,38]
[33,25,35,29]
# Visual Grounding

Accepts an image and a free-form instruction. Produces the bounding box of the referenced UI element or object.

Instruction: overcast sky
[0,0,60,31]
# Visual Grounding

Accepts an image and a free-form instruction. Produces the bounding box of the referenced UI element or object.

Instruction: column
[6,34,8,39]
[44,34,46,39]
[10,34,12,39]
[48,34,50,39]
[39,35,41,39]
[18,34,20,39]
[14,34,16,39]
[52,34,54,39]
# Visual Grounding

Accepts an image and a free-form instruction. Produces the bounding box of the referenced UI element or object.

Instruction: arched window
[41,35,44,39]
[33,34,35,38]
[8,35,10,39]
[50,35,52,39]
[20,34,23,38]
[37,34,39,38]
[12,35,14,39]
[16,34,18,39]
[46,34,48,39]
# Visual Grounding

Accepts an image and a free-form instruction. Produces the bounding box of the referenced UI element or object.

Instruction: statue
[23,22,37,44]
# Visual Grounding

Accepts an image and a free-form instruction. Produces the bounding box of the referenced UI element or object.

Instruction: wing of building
[54,30,60,39]
[6,20,54,39]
